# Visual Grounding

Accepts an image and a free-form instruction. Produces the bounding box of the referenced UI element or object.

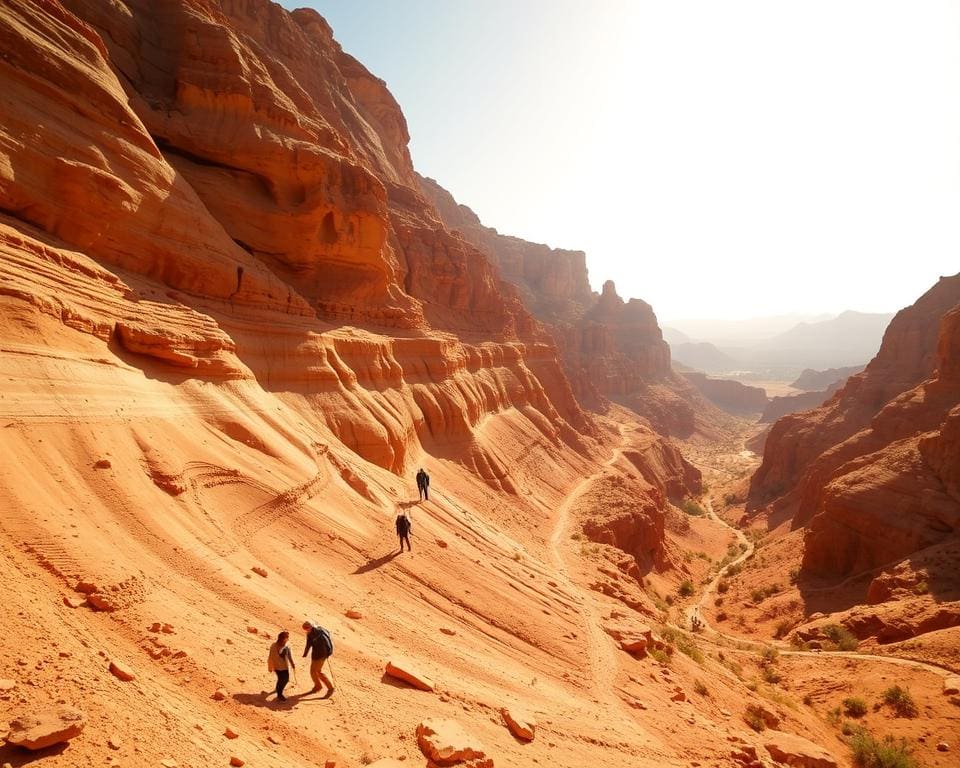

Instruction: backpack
[315,627,333,658]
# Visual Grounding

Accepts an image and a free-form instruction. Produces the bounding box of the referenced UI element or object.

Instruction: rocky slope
[0,3,846,768]
[747,275,960,644]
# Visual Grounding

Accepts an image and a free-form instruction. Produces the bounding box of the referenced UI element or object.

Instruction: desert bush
[881,686,918,718]
[802,694,814,706]
[649,648,670,665]
[848,726,918,768]
[661,627,705,664]
[694,679,709,696]
[680,499,706,517]
[823,623,859,651]
[717,580,730,594]
[789,568,800,583]
[762,665,782,685]
[727,562,743,577]
[760,646,779,664]
[843,697,868,717]
[743,704,766,732]
[774,619,794,639]
[716,610,728,622]
[678,580,695,597]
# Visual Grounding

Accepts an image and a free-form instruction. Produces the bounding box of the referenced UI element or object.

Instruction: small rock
[230,758,245,767]
[88,593,118,612]
[213,688,228,701]
[345,608,363,620]
[671,688,686,702]
[0,679,16,691]
[94,459,112,469]
[267,734,281,745]
[944,676,960,696]
[5,706,86,750]
[161,623,174,634]
[764,730,837,768]
[435,539,448,548]
[937,742,950,752]
[246,626,258,634]
[108,735,123,749]
[149,622,163,633]
[75,580,98,594]
[63,596,85,608]
[109,660,136,682]
[160,760,177,768]
[224,726,239,739]
[251,567,267,578]
[416,718,491,767]
[385,659,434,692]
[439,627,456,636]
[501,706,536,741]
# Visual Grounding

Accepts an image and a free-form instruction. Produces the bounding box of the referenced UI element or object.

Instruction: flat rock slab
[501,706,535,741]
[944,675,960,695]
[764,730,838,768]
[416,718,492,767]
[5,706,86,750]
[385,659,434,691]
[109,659,135,681]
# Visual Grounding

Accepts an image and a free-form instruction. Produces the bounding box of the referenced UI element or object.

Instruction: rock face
[750,277,960,580]
[759,382,843,423]
[5,706,86,750]
[790,366,863,391]
[418,177,709,437]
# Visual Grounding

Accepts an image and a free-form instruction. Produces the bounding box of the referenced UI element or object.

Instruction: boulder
[224,726,239,739]
[602,622,659,656]
[109,659,135,681]
[5,706,86,750]
[943,676,960,695]
[501,706,535,741]
[764,731,838,768]
[416,718,492,767]
[88,594,118,612]
[345,608,363,620]
[385,659,434,691]
[212,688,228,701]
[230,757,245,766]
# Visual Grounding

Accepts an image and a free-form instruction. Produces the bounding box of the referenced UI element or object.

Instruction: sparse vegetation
[693,679,709,696]
[843,697,868,718]
[913,581,928,595]
[750,583,780,604]
[789,568,800,584]
[661,627,705,664]
[881,686,918,718]
[848,726,919,768]
[803,694,814,706]
[723,492,740,505]
[649,647,671,665]
[678,579,695,597]
[680,498,706,517]
[822,623,859,651]
[774,619,794,639]
[743,703,767,732]
[762,665,782,685]
[726,562,743,577]
[717,580,730,594]
[716,610,728,622]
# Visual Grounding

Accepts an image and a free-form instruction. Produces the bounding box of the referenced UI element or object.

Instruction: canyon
[0,2,957,768]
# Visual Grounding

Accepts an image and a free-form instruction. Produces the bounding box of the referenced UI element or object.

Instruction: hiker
[416,467,430,501]
[267,629,295,701]
[301,621,334,695]
[396,511,412,552]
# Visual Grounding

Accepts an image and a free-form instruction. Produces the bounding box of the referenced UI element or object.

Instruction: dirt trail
[687,500,956,677]
[548,429,628,705]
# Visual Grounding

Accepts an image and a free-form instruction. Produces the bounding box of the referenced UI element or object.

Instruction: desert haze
[0,2,958,768]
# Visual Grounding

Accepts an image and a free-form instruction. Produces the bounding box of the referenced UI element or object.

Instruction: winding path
[686,500,956,677]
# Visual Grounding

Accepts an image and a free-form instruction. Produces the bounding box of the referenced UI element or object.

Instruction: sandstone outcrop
[5,706,86,750]
[790,366,863,391]
[750,276,960,583]
[416,718,492,767]
[764,731,838,768]
[385,659,434,691]
[500,706,536,741]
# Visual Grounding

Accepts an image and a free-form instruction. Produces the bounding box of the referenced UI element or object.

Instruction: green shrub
[823,624,859,651]
[680,499,706,516]
[727,562,743,577]
[694,679,709,696]
[848,726,918,768]
[774,619,793,639]
[881,686,918,718]
[661,627,705,664]
[678,580,695,597]
[717,580,730,594]
[843,697,868,718]
[649,648,670,665]
[762,665,782,684]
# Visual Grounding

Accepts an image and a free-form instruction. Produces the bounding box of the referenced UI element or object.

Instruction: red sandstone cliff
[749,275,960,579]
[417,178,712,437]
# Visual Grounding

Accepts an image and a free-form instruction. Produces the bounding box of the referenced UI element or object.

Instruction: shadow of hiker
[232,689,324,710]
[352,550,400,575]
[398,499,419,509]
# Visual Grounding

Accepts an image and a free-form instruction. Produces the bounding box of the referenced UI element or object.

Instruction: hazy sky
[300,1,960,321]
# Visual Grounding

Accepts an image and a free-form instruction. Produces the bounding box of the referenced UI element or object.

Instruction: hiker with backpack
[301,621,334,696]
[416,467,430,501]
[267,629,296,701]
[396,511,412,553]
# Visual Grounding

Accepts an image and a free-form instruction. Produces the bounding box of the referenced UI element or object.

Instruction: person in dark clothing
[301,621,334,695]
[267,630,295,701]
[416,468,430,501]
[396,512,412,552]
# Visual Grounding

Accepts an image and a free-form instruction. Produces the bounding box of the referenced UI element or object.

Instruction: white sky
[309,1,960,320]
